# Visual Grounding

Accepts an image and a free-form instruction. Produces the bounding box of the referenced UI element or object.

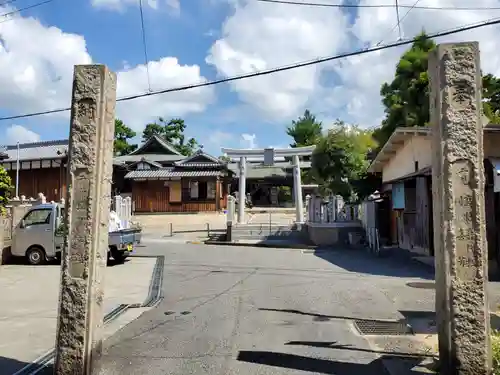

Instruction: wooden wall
[7,166,66,202]
[394,176,433,256]
[132,178,226,213]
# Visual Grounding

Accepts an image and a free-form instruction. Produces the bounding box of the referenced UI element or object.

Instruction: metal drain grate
[353,319,413,336]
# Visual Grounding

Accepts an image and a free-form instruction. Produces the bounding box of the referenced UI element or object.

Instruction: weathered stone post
[429,42,491,374]
[226,195,235,242]
[54,65,116,375]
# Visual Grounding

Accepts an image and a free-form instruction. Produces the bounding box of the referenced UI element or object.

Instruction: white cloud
[0,6,213,132]
[207,0,500,128]
[206,0,349,120]
[4,125,41,144]
[0,8,92,115]
[331,0,500,127]
[240,133,257,148]
[116,57,215,132]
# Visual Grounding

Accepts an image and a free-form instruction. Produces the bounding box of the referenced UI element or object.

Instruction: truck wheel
[26,247,46,266]
[111,249,126,263]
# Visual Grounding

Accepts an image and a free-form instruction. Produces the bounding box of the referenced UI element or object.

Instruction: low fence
[358,198,380,254]
[305,194,360,223]
[111,195,133,229]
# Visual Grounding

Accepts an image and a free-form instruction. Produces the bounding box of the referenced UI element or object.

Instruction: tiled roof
[175,162,222,168]
[231,167,290,179]
[129,135,183,156]
[226,161,311,179]
[1,140,68,163]
[124,169,223,179]
[127,158,163,169]
[113,154,184,165]
[227,161,311,171]
[175,149,223,165]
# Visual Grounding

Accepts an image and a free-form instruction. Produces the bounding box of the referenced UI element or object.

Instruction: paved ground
[0,257,156,374]
[90,239,499,375]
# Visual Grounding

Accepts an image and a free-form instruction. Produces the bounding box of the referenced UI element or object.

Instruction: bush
[0,167,12,216]
[493,330,500,374]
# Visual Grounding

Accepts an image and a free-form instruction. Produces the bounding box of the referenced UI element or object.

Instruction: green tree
[286,109,323,148]
[0,166,12,216]
[142,122,165,141]
[141,117,199,156]
[373,32,436,147]
[286,110,323,183]
[374,32,500,149]
[483,74,500,123]
[312,120,378,202]
[114,119,137,156]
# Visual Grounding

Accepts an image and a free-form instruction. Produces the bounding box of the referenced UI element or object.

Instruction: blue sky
[1,0,500,156]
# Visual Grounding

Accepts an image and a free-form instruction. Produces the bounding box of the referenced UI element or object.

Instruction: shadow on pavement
[237,350,428,374]
[313,248,434,280]
[0,356,53,375]
[258,307,369,322]
[284,340,432,359]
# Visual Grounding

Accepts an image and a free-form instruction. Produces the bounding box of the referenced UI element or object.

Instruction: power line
[255,0,500,11]
[138,0,152,92]
[376,0,422,46]
[1,16,500,122]
[0,0,22,7]
[0,0,54,24]
[394,0,402,40]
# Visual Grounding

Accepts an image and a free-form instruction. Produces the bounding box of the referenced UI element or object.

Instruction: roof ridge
[5,139,68,149]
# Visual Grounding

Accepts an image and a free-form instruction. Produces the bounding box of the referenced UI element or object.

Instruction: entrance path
[0,257,157,374]
[95,243,478,375]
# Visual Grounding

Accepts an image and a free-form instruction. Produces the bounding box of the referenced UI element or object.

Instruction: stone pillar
[54,65,116,375]
[429,42,491,374]
[226,195,235,242]
[292,155,304,223]
[305,194,311,222]
[238,156,246,224]
[125,197,132,229]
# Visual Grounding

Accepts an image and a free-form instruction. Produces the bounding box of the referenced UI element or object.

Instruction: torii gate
[221,146,316,224]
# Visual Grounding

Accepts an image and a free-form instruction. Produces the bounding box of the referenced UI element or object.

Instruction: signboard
[263,148,275,166]
[392,182,405,209]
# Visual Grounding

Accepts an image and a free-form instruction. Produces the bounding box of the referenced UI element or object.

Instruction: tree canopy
[142,117,199,156]
[114,119,137,156]
[286,109,323,148]
[373,33,435,147]
[311,120,378,202]
[374,32,500,148]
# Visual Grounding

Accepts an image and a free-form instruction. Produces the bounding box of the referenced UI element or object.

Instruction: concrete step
[232,233,308,241]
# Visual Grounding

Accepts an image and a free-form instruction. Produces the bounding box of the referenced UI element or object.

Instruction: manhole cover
[354,319,413,336]
[406,282,435,289]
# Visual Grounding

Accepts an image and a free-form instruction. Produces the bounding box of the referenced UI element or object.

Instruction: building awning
[383,166,431,185]
[490,158,500,193]
[125,169,223,179]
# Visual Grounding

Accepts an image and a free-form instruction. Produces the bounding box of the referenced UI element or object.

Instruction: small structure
[117,136,233,213]
[221,146,315,223]
[0,140,68,202]
[226,160,313,207]
[367,124,500,260]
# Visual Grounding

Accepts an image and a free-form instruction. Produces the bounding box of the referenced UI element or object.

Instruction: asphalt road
[93,239,449,375]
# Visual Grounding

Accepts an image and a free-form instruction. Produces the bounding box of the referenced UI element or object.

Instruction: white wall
[382,136,432,183]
